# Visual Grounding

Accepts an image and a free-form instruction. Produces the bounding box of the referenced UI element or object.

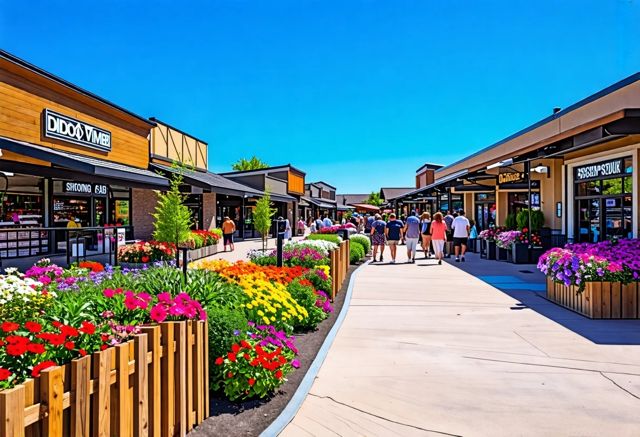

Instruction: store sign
[64,182,108,196]
[574,159,623,181]
[498,172,525,185]
[43,109,112,152]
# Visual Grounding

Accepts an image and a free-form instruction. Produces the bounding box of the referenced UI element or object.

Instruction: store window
[508,192,540,217]
[184,194,203,230]
[474,193,496,230]
[438,193,463,213]
[110,186,130,226]
[0,174,44,226]
[574,156,633,243]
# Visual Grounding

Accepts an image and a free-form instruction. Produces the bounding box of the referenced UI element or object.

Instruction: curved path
[279,249,640,436]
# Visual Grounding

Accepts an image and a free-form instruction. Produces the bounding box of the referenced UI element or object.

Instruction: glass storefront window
[53,198,90,227]
[114,200,130,225]
[577,180,600,196]
[623,177,632,194]
[602,179,623,195]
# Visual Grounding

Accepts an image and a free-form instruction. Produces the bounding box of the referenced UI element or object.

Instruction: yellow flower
[257,310,264,316]
[263,316,271,324]
[246,303,253,309]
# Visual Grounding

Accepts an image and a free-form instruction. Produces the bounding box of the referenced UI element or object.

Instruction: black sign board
[43,109,112,152]
[497,172,540,189]
[64,182,108,196]
[574,158,624,181]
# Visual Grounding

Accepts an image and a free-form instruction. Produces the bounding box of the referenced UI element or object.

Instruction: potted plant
[496,230,520,262]
[517,228,544,263]
[479,228,498,260]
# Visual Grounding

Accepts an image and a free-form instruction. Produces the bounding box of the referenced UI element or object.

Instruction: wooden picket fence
[329,240,350,300]
[0,320,209,437]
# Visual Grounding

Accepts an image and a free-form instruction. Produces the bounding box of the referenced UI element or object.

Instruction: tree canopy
[232,156,269,171]
[366,191,383,207]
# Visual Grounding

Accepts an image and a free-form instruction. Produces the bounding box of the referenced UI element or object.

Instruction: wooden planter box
[329,240,350,301]
[546,278,640,319]
[0,320,210,436]
[188,244,218,261]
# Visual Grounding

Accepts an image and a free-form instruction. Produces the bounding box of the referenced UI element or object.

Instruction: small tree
[254,190,276,251]
[232,156,269,171]
[366,191,383,207]
[152,167,193,250]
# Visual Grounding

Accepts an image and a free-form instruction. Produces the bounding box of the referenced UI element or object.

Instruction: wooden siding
[151,122,208,170]
[0,67,150,169]
[288,172,305,194]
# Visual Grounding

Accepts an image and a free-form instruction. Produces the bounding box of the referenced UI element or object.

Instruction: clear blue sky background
[1,1,639,193]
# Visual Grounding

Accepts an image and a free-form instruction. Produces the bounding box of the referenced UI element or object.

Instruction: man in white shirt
[451,210,470,262]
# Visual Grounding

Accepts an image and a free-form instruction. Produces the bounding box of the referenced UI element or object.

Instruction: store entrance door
[576,195,632,243]
[475,202,495,230]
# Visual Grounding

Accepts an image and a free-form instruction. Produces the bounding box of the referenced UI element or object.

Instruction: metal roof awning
[351,203,380,212]
[302,196,337,209]
[389,169,469,201]
[151,163,265,198]
[0,136,169,188]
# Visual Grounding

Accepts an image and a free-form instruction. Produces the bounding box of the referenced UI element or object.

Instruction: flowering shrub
[496,230,521,249]
[0,319,108,389]
[78,261,105,273]
[478,228,498,241]
[287,278,327,330]
[118,240,176,263]
[537,239,640,289]
[0,269,52,321]
[317,223,356,234]
[213,337,297,400]
[516,228,542,247]
[188,230,220,248]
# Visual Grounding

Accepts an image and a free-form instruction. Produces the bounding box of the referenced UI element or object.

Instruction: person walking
[221,216,236,252]
[384,213,403,263]
[430,212,448,265]
[400,214,407,245]
[468,219,478,252]
[284,217,292,242]
[315,216,324,231]
[323,215,333,228]
[451,210,471,262]
[443,210,454,258]
[297,218,305,236]
[404,211,421,263]
[370,214,387,263]
[420,212,433,259]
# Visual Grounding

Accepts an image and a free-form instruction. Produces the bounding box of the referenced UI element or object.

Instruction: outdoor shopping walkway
[278,249,640,437]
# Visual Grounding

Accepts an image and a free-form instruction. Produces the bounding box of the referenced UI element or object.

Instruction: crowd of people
[303,209,478,265]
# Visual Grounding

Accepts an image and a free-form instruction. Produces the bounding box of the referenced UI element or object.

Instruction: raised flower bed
[538,239,640,319]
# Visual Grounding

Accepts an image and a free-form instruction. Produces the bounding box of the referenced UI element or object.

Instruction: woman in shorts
[430,212,447,265]
[370,214,387,262]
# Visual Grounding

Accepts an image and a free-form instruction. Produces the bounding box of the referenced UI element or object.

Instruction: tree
[253,190,276,251]
[232,156,269,171]
[366,191,383,207]
[152,166,193,251]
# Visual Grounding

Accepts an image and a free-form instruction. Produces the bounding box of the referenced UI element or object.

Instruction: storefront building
[419,72,640,243]
[0,50,167,258]
[220,165,305,238]
[303,181,337,221]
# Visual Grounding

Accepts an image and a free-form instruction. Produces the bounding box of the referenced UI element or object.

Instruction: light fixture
[486,158,514,170]
[531,165,549,174]
[1,172,13,177]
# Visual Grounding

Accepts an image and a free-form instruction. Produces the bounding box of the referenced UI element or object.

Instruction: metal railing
[0,225,133,267]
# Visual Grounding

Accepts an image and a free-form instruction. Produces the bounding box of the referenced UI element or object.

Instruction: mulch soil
[189,264,360,437]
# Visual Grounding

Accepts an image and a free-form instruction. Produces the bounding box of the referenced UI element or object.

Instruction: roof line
[308,180,336,190]
[437,71,640,174]
[0,49,154,127]
[149,117,208,144]
[221,164,306,177]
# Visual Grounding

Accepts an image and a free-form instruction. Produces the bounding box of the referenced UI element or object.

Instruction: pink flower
[150,304,168,323]
[103,288,116,298]
[157,292,172,303]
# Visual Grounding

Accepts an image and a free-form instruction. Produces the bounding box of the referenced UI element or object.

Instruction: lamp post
[526,160,532,248]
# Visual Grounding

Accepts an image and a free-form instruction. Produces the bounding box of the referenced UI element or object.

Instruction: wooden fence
[546,278,640,319]
[0,320,209,437]
[329,240,350,300]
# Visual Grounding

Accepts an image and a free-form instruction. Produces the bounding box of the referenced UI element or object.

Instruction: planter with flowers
[537,239,640,319]
[496,230,520,262]
[117,240,176,268]
[478,229,498,260]
[187,229,222,261]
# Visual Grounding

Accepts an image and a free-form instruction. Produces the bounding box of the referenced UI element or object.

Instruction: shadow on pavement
[445,251,640,346]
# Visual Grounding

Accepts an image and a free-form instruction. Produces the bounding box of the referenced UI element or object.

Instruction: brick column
[131,188,158,240]
[202,192,217,230]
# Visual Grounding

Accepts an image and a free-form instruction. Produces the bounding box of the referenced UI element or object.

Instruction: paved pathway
[279,248,640,437]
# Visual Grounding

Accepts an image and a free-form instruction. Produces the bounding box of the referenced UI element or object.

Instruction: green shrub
[304,268,332,295]
[350,241,365,264]
[504,213,516,230]
[307,234,341,244]
[207,305,249,390]
[287,279,327,330]
[516,209,545,231]
[350,234,370,254]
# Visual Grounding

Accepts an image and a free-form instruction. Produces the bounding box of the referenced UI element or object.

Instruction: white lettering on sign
[65,182,92,194]
[43,109,112,151]
[575,160,622,180]
[94,184,108,195]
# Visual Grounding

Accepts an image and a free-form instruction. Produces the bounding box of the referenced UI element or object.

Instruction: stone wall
[132,188,158,240]
[202,192,217,230]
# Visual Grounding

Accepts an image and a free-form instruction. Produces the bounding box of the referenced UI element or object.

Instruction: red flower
[25,321,42,333]
[231,344,241,353]
[79,349,88,357]
[100,334,109,342]
[250,359,259,367]
[26,343,45,354]
[0,368,11,381]
[37,333,66,346]
[0,339,4,346]
[52,321,63,328]
[6,342,28,356]
[275,370,283,379]
[100,344,108,351]
[214,357,224,366]
[240,340,252,349]
[64,341,75,351]
[227,352,237,362]
[243,353,251,360]
[5,335,28,345]
[60,325,79,338]
[79,321,96,335]
[227,372,233,378]
[31,360,56,377]
[248,378,256,386]
[141,256,150,263]
[1,321,19,332]
[278,355,287,364]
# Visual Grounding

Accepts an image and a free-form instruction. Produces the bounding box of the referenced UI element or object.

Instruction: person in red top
[429,212,448,265]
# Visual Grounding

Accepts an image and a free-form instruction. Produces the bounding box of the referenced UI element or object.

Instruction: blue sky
[1,0,639,193]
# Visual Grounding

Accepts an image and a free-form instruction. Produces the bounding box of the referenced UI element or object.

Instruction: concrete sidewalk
[280,249,640,436]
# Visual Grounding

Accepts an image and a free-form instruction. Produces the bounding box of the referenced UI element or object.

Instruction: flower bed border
[546,278,640,319]
[0,320,209,436]
[188,244,218,262]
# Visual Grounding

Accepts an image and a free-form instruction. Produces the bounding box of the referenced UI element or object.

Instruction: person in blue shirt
[384,213,404,263]
[403,211,421,263]
[323,215,333,228]
[370,214,387,262]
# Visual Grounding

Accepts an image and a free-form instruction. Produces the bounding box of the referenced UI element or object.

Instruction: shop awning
[0,137,169,188]
[389,169,469,202]
[337,205,353,211]
[151,163,265,198]
[351,203,380,212]
[301,196,337,209]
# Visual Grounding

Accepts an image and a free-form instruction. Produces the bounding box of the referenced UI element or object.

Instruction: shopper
[430,212,448,265]
[420,212,433,259]
[400,214,407,245]
[315,216,324,231]
[404,211,421,263]
[444,210,454,257]
[384,213,404,263]
[297,218,305,236]
[370,214,387,262]
[365,214,373,234]
[221,216,236,252]
[323,215,333,228]
[284,217,292,241]
[451,210,471,262]
[468,219,478,252]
